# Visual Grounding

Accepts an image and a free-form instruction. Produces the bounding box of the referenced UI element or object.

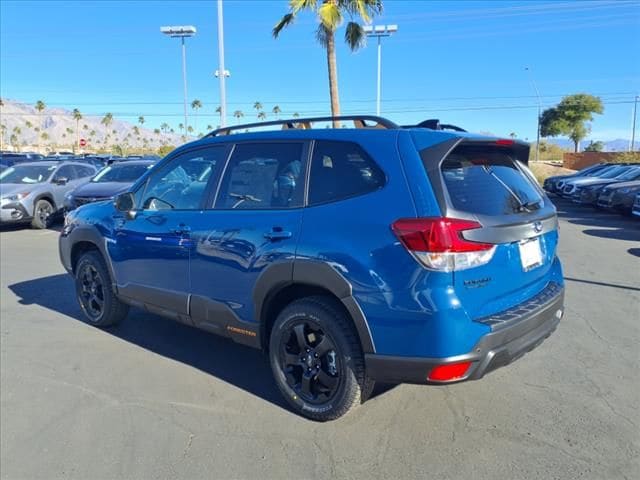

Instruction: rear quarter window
[440,145,543,216]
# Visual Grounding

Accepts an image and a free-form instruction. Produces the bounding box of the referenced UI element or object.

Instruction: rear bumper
[365,284,564,384]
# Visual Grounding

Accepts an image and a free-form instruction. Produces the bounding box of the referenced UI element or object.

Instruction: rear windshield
[440,145,543,216]
[92,163,152,183]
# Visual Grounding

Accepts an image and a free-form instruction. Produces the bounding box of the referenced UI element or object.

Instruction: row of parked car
[0,151,160,171]
[543,162,640,217]
[0,155,157,229]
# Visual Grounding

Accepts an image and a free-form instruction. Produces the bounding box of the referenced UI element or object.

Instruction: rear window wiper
[482,164,534,213]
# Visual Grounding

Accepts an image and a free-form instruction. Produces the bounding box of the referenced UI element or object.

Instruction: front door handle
[172,224,191,236]
[264,228,292,241]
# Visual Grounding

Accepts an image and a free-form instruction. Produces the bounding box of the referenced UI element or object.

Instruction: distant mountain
[0,99,186,152]
[546,138,632,152]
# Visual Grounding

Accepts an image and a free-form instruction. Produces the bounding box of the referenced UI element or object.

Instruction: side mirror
[53,176,68,185]
[114,192,135,214]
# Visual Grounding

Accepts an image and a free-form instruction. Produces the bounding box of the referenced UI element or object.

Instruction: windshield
[92,164,152,183]
[0,165,56,184]
[598,167,629,179]
[439,145,543,216]
[614,168,640,181]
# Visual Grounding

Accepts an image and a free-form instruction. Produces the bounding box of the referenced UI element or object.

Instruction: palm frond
[318,1,342,31]
[289,0,317,14]
[315,23,330,47]
[273,13,295,38]
[340,0,382,22]
[344,21,365,51]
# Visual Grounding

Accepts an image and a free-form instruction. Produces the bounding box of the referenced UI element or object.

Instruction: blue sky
[1,0,639,140]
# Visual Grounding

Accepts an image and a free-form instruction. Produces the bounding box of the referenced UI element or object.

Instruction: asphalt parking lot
[1,199,638,480]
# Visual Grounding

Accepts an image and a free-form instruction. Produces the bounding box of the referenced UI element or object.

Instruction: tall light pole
[161,25,197,137]
[631,95,638,152]
[363,24,398,116]
[525,66,542,161]
[217,0,228,127]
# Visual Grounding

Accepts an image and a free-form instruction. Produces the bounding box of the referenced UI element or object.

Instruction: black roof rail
[204,115,399,137]
[403,119,467,133]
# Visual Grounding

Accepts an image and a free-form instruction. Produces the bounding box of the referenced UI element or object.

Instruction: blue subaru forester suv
[60,116,564,421]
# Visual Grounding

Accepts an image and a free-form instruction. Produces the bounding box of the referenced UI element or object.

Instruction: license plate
[518,237,543,271]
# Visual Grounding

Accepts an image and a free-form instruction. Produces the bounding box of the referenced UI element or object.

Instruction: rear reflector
[495,139,515,146]
[391,217,496,271]
[428,362,472,382]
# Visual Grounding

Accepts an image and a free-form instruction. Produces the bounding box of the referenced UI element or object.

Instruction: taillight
[391,217,496,272]
[428,361,472,382]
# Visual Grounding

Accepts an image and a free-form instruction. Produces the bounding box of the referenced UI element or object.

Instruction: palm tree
[233,110,244,122]
[272,105,281,118]
[35,100,46,152]
[101,113,113,145]
[138,116,145,127]
[160,122,169,134]
[509,132,517,139]
[293,112,300,118]
[154,128,161,135]
[133,126,140,136]
[257,111,267,121]
[187,125,194,135]
[273,0,382,126]
[0,124,6,151]
[253,101,262,113]
[191,99,202,132]
[11,126,21,151]
[178,123,184,137]
[206,124,213,131]
[72,108,82,152]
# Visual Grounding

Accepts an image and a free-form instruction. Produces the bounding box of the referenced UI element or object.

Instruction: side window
[55,165,77,181]
[215,143,305,209]
[76,165,94,178]
[139,147,225,211]
[308,141,385,205]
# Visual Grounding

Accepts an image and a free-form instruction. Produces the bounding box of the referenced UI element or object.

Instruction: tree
[160,122,170,134]
[0,124,6,151]
[257,111,267,121]
[272,105,281,118]
[293,112,300,118]
[206,124,213,130]
[584,140,604,152]
[101,113,114,145]
[191,99,202,132]
[540,94,604,153]
[187,125,194,135]
[274,0,383,126]
[509,132,517,139]
[35,100,46,152]
[138,116,145,126]
[72,108,82,152]
[233,110,244,121]
[253,101,262,112]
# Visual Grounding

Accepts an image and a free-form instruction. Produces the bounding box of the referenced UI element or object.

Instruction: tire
[31,199,54,229]
[269,296,374,421]
[75,251,129,327]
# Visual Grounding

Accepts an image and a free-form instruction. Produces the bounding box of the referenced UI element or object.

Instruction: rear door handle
[264,228,292,241]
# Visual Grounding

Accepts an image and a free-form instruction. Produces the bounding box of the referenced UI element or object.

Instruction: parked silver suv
[0,161,96,228]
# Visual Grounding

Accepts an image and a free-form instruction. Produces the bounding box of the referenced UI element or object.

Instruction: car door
[50,164,81,208]
[107,146,226,319]
[188,141,309,340]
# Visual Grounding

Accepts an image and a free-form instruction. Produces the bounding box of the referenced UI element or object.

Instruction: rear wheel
[75,251,128,327]
[31,199,54,229]
[269,296,373,421]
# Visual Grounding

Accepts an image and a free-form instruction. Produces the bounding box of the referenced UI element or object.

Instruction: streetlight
[160,25,197,136]
[525,66,542,161]
[216,0,228,127]
[363,24,398,116]
[630,95,638,152]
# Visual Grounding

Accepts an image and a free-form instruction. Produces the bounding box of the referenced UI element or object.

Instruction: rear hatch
[421,139,559,319]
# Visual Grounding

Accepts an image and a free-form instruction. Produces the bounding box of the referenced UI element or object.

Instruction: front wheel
[31,199,54,229]
[269,296,373,421]
[75,251,129,327]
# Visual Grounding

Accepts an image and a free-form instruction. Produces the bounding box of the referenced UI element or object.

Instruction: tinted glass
[92,164,151,183]
[140,147,224,210]
[308,141,385,205]
[216,143,304,209]
[440,145,543,216]
[613,167,639,180]
[0,165,56,184]
[55,165,77,180]
[76,165,95,178]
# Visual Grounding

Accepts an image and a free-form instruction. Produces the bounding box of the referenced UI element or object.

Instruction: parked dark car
[572,166,640,203]
[543,163,609,194]
[632,193,640,217]
[0,152,45,166]
[597,180,640,214]
[60,115,564,421]
[64,160,156,212]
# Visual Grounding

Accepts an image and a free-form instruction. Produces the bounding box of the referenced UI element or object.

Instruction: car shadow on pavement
[8,274,395,412]
[552,198,640,244]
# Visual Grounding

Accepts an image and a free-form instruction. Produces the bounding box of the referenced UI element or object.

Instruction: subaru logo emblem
[533,221,543,233]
